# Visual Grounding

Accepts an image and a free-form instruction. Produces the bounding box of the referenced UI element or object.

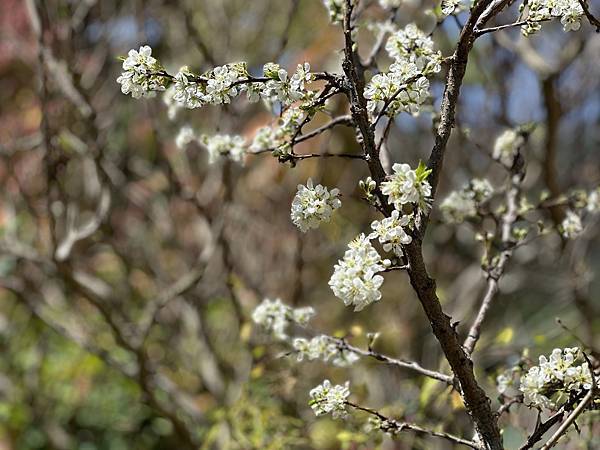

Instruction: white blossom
[560,210,583,239]
[117,45,166,98]
[521,0,584,35]
[162,86,180,120]
[261,62,314,106]
[441,0,461,15]
[200,134,246,164]
[381,163,432,213]
[292,307,316,326]
[291,179,341,232]
[292,335,359,367]
[250,126,279,152]
[172,67,208,109]
[520,347,596,409]
[252,298,315,340]
[175,126,196,149]
[385,24,442,75]
[329,234,391,311]
[365,23,441,118]
[369,210,412,257]
[493,129,523,167]
[309,380,350,419]
[321,0,345,24]
[204,63,247,105]
[440,178,494,223]
[252,298,290,340]
[586,188,600,213]
[365,62,431,117]
[496,367,521,395]
[497,372,512,395]
[251,106,307,157]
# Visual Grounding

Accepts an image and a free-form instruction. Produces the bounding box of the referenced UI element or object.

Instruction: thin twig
[346,401,480,448]
[333,338,455,385]
[474,20,530,36]
[464,155,525,355]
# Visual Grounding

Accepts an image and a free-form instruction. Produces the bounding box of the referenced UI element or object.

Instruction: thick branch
[337,0,507,448]
[341,0,390,208]
[577,0,600,31]
[404,1,510,447]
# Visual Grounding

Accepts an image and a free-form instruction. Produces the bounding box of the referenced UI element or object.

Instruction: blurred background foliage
[0,0,598,448]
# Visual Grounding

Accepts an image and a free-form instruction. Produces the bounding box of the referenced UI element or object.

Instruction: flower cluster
[309,380,351,419]
[440,178,494,223]
[364,63,431,116]
[385,24,443,75]
[441,0,464,15]
[322,0,345,24]
[117,46,167,99]
[174,127,247,164]
[521,0,584,35]
[588,187,600,213]
[365,23,441,118]
[329,234,391,311]
[560,210,583,239]
[200,134,246,164]
[292,336,359,367]
[175,126,196,150]
[172,61,314,109]
[250,106,306,157]
[369,210,413,257]
[291,179,342,233]
[493,129,524,167]
[496,367,522,395]
[117,47,315,110]
[261,62,314,106]
[381,163,432,214]
[520,347,596,409]
[252,298,315,340]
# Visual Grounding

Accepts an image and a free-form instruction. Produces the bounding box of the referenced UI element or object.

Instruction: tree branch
[332,338,456,385]
[345,401,480,448]
[577,0,600,31]
[464,150,525,355]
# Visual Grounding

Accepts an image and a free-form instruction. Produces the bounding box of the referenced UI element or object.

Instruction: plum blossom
[521,0,584,35]
[309,380,350,419]
[560,210,583,239]
[291,179,342,232]
[441,0,462,15]
[440,178,494,223]
[586,188,600,213]
[381,163,432,213]
[322,0,345,24]
[329,234,391,311]
[520,347,596,409]
[261,62,314,106]
[175,126,196,149]
[365,62,431,117]
[385,24,442,74]
[493,129,524,167]
[369,210,413,257]
[200,134,246,164]
[252,298,315,340]
[117,45,166,98]
[292,335,359,367]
